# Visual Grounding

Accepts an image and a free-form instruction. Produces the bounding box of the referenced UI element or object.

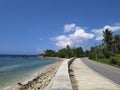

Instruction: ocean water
[0,55,58,90]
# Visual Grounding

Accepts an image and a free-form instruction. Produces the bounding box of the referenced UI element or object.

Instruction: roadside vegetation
[39,45,84,58]
[39,29,120,67]
[85,29,120,67]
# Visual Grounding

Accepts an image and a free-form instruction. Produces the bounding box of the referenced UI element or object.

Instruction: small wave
[4,86,10,90]
[0,61,42,72]
[0,64,22,72]
[3,85,16,90]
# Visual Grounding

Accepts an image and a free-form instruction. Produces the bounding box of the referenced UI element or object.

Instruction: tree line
[85,29,120,66]
[39,29,120,66]
[39,45,84,58]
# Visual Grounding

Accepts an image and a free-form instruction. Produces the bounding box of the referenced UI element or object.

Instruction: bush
[110,57,118,65]
[103,51,111,58]
[89,53,95,60]
[97,53,104,59]
[113,55,120,66]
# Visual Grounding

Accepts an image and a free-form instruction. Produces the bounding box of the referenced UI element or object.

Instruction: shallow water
[0,56,58,90]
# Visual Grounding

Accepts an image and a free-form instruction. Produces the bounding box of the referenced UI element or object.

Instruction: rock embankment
[16,58,74,90]
[16,62,62,90]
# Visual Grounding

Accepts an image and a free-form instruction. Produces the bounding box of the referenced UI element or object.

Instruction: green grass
[96,58,110,64]
[92,55,120,68]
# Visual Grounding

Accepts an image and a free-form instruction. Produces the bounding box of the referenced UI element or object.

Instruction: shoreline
[38,56,66,61]
[13,57,64,90]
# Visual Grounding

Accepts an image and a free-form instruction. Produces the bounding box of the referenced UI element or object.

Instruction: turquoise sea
[0,55,58,90]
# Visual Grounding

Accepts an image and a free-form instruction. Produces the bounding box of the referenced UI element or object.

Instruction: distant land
[0,54,38,58]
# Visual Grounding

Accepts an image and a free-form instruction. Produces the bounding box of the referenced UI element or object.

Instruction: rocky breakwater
[16,62,62,90]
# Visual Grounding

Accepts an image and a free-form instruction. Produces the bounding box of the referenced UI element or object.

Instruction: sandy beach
[14,58,63,90]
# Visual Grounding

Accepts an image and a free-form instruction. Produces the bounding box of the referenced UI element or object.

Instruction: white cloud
[92,25,120,40]
[52,35,71,48]
[52,26,94,48]
[51,23,120,48]
[95,35,103,41]
[64,24,76,33]
[36,48,41,52]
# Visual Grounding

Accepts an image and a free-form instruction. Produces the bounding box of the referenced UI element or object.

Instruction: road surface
[81,58,120,85]
[70,58,120,90]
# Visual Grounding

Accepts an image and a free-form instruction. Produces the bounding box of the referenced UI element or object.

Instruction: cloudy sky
[0,0,120,54]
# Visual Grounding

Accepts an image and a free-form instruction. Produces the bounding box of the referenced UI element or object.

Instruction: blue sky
[0,0,120,54]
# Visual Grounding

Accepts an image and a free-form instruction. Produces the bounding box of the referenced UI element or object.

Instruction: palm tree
[113,35,120,54]
[103,29,113,56]
[103,29,113,46]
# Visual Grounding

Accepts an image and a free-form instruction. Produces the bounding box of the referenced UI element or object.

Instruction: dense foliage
[39,45,84,58]
[86,29,120,66]
[39,28,120,67]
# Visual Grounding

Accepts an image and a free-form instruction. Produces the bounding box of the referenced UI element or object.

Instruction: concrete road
[81,58,120,85]
[70,58,120,90]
